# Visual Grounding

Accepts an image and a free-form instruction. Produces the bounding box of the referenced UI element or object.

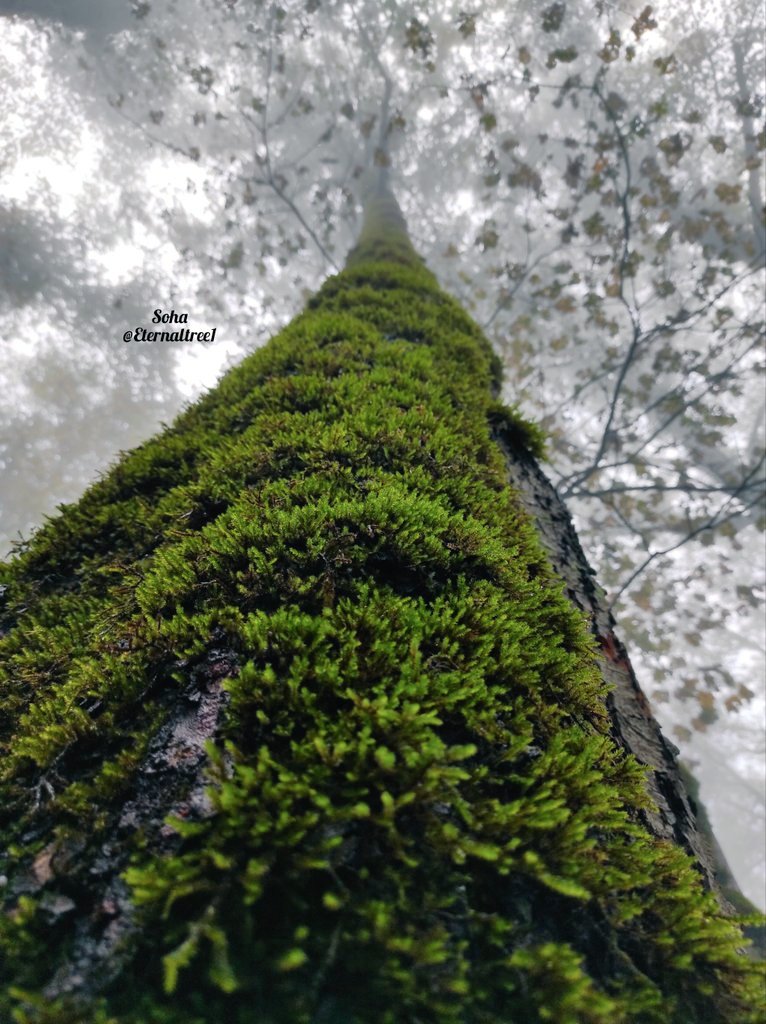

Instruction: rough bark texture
[491,435,720,889]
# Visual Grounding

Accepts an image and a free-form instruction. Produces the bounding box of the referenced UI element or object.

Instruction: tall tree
[1,1,763,787]
[0,152,762,1021]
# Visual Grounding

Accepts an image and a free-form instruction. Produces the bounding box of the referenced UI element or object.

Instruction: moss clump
[486,399,547,459]
[0,199,763,1023]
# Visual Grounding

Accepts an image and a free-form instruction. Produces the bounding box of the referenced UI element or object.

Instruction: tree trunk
[0,188,761,1024]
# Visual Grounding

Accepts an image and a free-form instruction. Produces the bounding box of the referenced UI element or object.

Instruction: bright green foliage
[0,202,762,1023]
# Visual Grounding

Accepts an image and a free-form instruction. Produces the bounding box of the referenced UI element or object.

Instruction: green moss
[0,196,763,1023]
[487,399,547,458]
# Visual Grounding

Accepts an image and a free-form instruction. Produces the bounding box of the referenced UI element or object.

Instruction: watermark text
[123,309,217,343]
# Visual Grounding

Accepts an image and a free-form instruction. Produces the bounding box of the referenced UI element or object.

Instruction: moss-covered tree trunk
[0,185,762,1024]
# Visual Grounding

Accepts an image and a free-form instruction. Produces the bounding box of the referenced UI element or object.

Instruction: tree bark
[492,433,721,890]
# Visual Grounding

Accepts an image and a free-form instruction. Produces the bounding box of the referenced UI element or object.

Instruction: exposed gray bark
[492,424,733,901]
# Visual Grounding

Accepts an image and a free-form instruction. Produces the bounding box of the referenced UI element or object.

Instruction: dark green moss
[487,399,547,459]
[0,201,763,1023]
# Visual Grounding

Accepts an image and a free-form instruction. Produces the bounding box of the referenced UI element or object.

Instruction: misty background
[0,0,764,907]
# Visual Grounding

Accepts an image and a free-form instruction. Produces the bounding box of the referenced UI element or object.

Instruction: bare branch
[607,462,766,610]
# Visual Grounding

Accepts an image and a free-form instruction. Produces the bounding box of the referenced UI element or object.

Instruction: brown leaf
[32,844,56,885]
